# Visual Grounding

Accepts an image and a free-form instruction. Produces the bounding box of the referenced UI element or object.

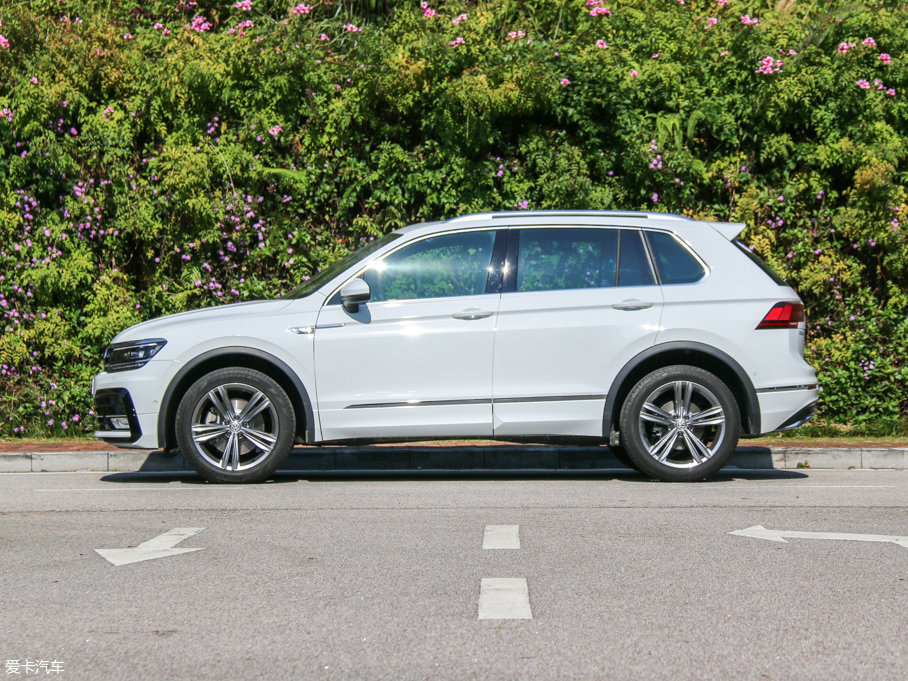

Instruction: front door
[314,229,502,441]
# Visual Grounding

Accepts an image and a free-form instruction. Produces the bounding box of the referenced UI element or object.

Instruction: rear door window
[515,228,619,292]
[618,230,656,287]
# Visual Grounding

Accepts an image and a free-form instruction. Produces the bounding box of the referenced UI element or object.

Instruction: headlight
[103,339,167,372]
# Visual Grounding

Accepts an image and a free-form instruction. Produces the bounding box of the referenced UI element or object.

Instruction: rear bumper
[756,386,819,434]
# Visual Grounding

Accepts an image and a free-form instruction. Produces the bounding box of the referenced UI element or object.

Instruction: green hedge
[1,0,906,437]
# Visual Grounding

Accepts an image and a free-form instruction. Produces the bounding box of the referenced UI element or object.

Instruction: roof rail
[445,210,691,223]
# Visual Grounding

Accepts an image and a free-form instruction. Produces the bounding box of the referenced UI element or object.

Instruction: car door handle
[612,299,653,311]
[451,309,493,320]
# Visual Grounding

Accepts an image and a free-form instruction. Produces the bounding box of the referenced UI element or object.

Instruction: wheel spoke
[240,427,276,452]
[687,406,725,427]
[676,381,693,416]
[672,382,684,416]
[238,391,271,422]
[208,386,235,421]
[191,423,230,443]
[640,402,674,426]
[219,432,240,470]
[648,427,680,462]
[682,429,713,463]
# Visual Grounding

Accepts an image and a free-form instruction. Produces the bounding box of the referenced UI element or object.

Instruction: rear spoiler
[709,222,746,241]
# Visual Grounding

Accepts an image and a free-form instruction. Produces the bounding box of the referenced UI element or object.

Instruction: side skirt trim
[344,394,607,410]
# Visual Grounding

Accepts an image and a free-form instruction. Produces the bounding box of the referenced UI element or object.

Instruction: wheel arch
[604,342,760,438]
[158,347,315,451]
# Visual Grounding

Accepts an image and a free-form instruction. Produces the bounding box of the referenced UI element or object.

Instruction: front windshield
[284,232,402,299]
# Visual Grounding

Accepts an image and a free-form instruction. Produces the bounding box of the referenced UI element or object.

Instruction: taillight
[757,302,805,329]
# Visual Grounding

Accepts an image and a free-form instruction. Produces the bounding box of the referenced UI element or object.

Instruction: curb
[1,446,905,473]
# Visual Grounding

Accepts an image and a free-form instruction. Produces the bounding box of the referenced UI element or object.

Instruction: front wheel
[175,368,296,483]
[618,365,740,481]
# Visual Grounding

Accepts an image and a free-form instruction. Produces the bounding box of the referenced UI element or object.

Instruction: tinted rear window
[733,240,787,286]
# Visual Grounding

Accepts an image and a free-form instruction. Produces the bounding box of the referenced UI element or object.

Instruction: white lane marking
[37,487,248,492]
[730,525,908,549]
[723,485,893,489]
[483,524,520,549]
[478,578,532,620]
[95,527,206,566]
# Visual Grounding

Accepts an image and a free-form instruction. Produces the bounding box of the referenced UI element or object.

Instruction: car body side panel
[492,285,664,437]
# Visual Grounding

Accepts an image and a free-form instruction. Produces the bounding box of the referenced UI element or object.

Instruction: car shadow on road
[100,444,808,483]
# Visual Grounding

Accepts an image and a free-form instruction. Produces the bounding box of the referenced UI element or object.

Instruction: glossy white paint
[314,293,499,440]
[492,285,662,437]
[92,210,819,451]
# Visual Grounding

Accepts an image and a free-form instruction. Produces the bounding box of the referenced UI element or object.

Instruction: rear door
[492,226,664,437]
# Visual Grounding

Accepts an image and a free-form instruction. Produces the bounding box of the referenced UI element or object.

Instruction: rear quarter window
[644,231,706,284]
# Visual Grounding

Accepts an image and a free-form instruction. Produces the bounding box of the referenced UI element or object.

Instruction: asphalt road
[1,469,905,681]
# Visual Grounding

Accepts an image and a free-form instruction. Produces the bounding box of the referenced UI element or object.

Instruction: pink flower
[448,36,465,47]
[234,1,253,10]
[30,76,38,84]
[420,2,436,18]
[755,56,783,74]
[595,39,608,49]
[717,0,728,5]
[837,42,855,54]
[885,88,896,96]
[319,33,329,40]
[0,34,8,49]
[187,15,213,32]
[590,7,612,16]
[861,37,876,47]
[651,51,662,59]
[342,23,361,32]
[453,13,467,25]
[293,4,311,14]
[269,125,282,137]
[706,17,718,28]
[878,53,891,64]
[856,79,870,89]
[651,193,659,203]
[740,15,760,26]
[629,70,639,77]
[123,33,133,39]
[560,78,571,85]
[507,30,526,39]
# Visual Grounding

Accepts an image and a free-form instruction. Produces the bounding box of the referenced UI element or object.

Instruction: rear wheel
[607,443,639,471]
[175,368,295,483]
[618,365,739,481]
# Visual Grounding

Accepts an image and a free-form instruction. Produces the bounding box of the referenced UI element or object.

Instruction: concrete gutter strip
[0,446,905,473]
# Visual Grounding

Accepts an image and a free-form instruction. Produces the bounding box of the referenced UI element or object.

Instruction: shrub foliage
[0,0,906,436]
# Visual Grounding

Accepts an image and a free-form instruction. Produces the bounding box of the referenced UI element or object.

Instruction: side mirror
[340,278,371,313]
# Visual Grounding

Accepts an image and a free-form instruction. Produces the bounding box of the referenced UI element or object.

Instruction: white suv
[92,211,818,482]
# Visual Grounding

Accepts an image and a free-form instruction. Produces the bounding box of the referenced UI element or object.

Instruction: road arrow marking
[95,528,206,566]
[729,525,908,549]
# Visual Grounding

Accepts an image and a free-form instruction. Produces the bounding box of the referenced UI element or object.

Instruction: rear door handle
[612,299,653,311]
[452,308,493,320]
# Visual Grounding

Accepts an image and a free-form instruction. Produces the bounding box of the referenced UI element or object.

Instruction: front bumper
[92,361,177,449]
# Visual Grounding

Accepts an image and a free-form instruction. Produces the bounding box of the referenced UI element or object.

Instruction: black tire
[607,443,640,471]
[175,367,296,483]
[618,365,739,481]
